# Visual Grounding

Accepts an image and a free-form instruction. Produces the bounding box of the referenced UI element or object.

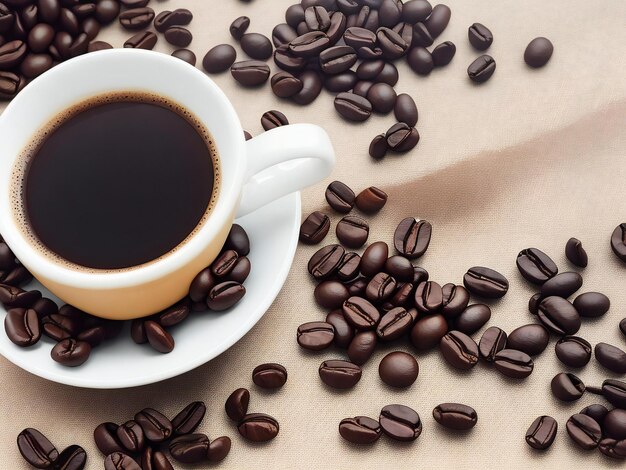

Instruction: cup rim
[0,49,245,290]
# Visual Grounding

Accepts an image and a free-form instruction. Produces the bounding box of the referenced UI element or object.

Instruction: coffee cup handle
[237,123,335,217]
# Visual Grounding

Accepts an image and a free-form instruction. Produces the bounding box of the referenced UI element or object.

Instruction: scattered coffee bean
[172,401,206,436]
[172,48,196,66]
[154,9,193,33]
[376,307,412,341]
[134,408,172,443]
[467,55,495,83]
[386,122,419,151]
[94,422,124,456]
[537,296,581,335]
[524,37,553,68]
[555,336,592,368]
[393,93,418,127]
[241,32,273,60]
[4,307,40,346]
[599,437,626,459]
[17,428,59,469]
[611,224,626,262]
[566,413,601,450]
[581,404,609,427]
[540,271,582,298]
[319,359,362,389]
[123,31,157,50]
[225,388,250,423]
[525,415,557,450]
[468,23,493,51]
[367,82,396,113]
[237,414,277,443]
[56,444,86,470]
[379,404,422,442]
[384,256,413,282]
[431,41,456,66]
[271,71,303,98]
[406,46,433,75]
[119,7,154,30]
[433,403,477,430]
[336,215,370,248]
[336,252,361,281]
[230,16,250,40]
[506,324,549,356]
[440,330,479,370]
[595,342,626,374]
[394,218,431,259]
[334,92,372,122]
[565,237,588,267]
[424,3,450,38]
[440,284,469,319]
[164,26,192,48]
[298,321,335,350]
[261,110,289,130]
[339,416,382,444]
[272,23,298,48]
[369,133,388,159]
[494,349,534,379]
[315,280,350,309]
[414,280,442,313]
[454,304,491,335]
[116,420,145,454]
[573,292,610,318]
[360,241,389,276]
[252,363,288,389]
[104,452,139,470]
[366,272,396,303]
[516,248,558,285]
[463,266,508,299]
[51,338,91,367]
[410,313,447,350]
[309,244,345,280]
[379,351,418,388]
[326,310,354,348]
[202,44,238,74]
[551,372,585,402]
[347,330,377,365]
[206,281,246,311]
[342,296,380,330]
[621,318,626,338]
[603,379,626,409]
[231,60,270,87]
[354,186,387,214]
[326,180,355,213]
[144,320,174,354]
[478,326,507,362]
[169,433,209,463]
[206,436,231,463]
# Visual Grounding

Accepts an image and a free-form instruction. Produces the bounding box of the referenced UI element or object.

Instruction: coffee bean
[516,248,558,285]
[4,308,40,346]
[621,318,626,338]
[211,250,239,278]
[424,3,450,38]
[272,23,298,48]
[595,342,626,374]
[334,92,372,122]
[154,8,192,33]
[171,401,206,436]
[611,224,626,262]
[273,45,307,73]
[367,82,396,114]
[463,266,508,299]
[261,110,289,131]
[468,23,493,51]
[158,303,190,328]
[379,404,422,442]
[94,422,124,455]
[603,409,626,441]
[189,268,214,303]
[225,388,250,422]
[379,351,418,388]
[339,416,381,444]
[369,133,388,159]
[17,428,59,468]
[355,59,383,80]
[20,52,53,78]
[335,252,359,282]
[566,414,601,450]
[298,321,334,350]
[88,41,113,53]
[432,41,456,66]
[603,379,626,409]
[525,416,557,450]
[376,27,408,60]
[134,408,172,443]
[325,180,355,213]
[555,336,591,368]
[326,310,354,348]
[410,314,447,351]
[506,324,549,356]
[118,7,154,30]
[353,187,387,214]
[76,326,105,347]
[240,32,272,60]
[401,0,431,23]
[271,71,303,98]
[343,26,376,49]
[467,55,496,83]
[169,433,209,463]
[116,420,145,454]
[325,10,346,44]
[433,403,477,430]
[376,307,412,341]
[493,349,534,379]
[551,372,585,401]
[479,326,507,362]
[599,438,626,459]
[50,338,91,367]
[28,23,54,53]
[394,218,431,259]
[144,320,174,353]
[230,15,250,40]
[299,211,330,245]
[524,37,553,68]
[454,304,491,335]
[564,237,587,268]
[413,281,442,314]
[319,45,356,74]
[289,30,329,57]
[55,444,86,470]
[304,5,330,31]
[440,284,470,319]
[315,280,350,309]
[324,71,357,92]
[406,46,433,75]
[309,245,344,281]
[201,44,237,75]
[238,414,279,442]
[0,284,40,308]
[224,224,249,256]
[124,31,157,50]
[383,257,412,283]
[353,80,374,98]
[104,452,140,470]
[581,404,609,427]
[360,241,388,277]
[440,330,479,370]
[411,22,433,47]
[342,296,380,330]
[347,330,377,365]
[231,60,270,87]
[378,0,402,26]
[164,26,192,48]
[573,292,609,318]
[540,271,582,298]
[393,93,418,127]
[42,312,81,341]
[252,363,288,389]
[0,71,24,100]
[537,296,581,335]
[203,436,230,463]
[171,48,196,66]
[366,272,396,303]
[206,281,245,311]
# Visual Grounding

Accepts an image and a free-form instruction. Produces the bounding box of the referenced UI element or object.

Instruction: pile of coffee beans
[94,401,230,467]
[17,428,86,469]
[2,224,251,366]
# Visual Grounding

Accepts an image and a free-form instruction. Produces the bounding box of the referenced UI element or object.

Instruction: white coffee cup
[0,49,334,319]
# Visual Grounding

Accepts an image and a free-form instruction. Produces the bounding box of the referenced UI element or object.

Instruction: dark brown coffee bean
[141,447,172,470]
[42,312,81,341]
[319,359,362,389]
[230,15,250,40]
[581,404,609,427]
[463,266,508,298]
[414,280,442,314]
[164,26,192,48]
[376,307,412,341]
[0,40,26,70]
[261,110,289,131]
[77,326,105,347]
[299,211,330,245]
[315,280,350,309]
[212,250,239,277]
[440,330,479,370]
[524,37,553,68]
[342,296,380,330]
[171,401,206,436]
[467,54,496,83]
[406,46,433,75]
[144,320,174,353]
[376,27,408,60]
[189,268,214,303]
[603,379,626,409]
[378,0,402,26]
[604,409,626,440]
[324,70,357,92]
[411,22,433,47]
[379,404,422,441]
[4,308,40,346]
[252,362,287,389]
[59,8,80,35]
[0,71,24,100]
[611,223,626,262]
[272,23,298,48]
[94,422,124,456]
[123,31,157,50]
[334,92,372,122]
[231,60,270,86]
[343,26,376,49]
[119,7,154,30]
[336,252,360,282]
[17,428,59,468]
[551,372,585,401]
[202,44,236,74]
[0,4,14,35]
[206,281,245,311]
[225,388,249,422]
[454,303,491,335]
[325,180,355,213]
[225,224,250,256]
[468,23,493,51]
[516,248,558,285]
[525,416,557,450]
[565,237,587,267]
[38,0,60,24]
[433,403,477,430]
[169,433,209,463]
[369,133,388,160]
[567,414,601,450]
[366,272,396,303]
[401,0,431,23]
[424,3,450,37]
[379,351,418,388]
[326,310,354,348]
[116,420,145,454]
[240,32,272,60]
[360,241,388,277]
[20,52,53,78]
[72,4,96,20]
[432,41,456,66]
[292,70,323,105]
[479,326,507,362]
[289,30,329,57]
[440,284,469,319]
[51,338,91,367]
[599,438,626,459]
[319,45,356,74]
[493,349,534,379]
[384,256,413,282]
[206,436,231,463]
[238,414,279,442]
[540,271,582,298]
[134,408,172,443]
[157,303,189,328]
[347,330,376,365]
[412,267,429,286]
[394,217,431,258]
[339,416,381,444]
[538,296,580,335]
[355,186,387,214]
[55,444,86,470]
[506,324,549,356]
[154,8,192,33]
[410,314,447,351]
[304,5,330,31]
[88,40,113,53]
[573,292,609,318]
[28,23,54,52]
[31,298,57,318]
[393,93,418,127]
[271,71,303,98]
[355,59,383,80]
[353,80,374,98]
[595,342,626,374]
[297,321,334,350]
[273,45,307,72]
[104,452,140,470]
[367,82,396,114]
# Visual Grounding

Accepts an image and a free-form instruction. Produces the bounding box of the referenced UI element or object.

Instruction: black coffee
[14,93,218,270]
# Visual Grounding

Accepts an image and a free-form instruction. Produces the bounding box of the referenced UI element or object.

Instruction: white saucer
[0,192,301,389]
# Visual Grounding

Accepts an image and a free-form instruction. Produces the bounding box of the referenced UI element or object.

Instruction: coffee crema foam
[10,91,221,273]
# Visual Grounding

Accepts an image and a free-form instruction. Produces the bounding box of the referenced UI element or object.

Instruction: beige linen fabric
[2,0,626,468]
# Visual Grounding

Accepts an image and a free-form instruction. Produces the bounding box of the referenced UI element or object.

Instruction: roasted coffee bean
[432,41,456,66]
[540,271,582,298]
[298,321,334,350]
[76,326,105,347]
[252,363,287,389]
[299,211,330,244]
[604,409,626,440]
[463,266,508,299]
[206,436,231,463]
[172,401,206,436]
[271,71,303,98]
[354,186,387,214]
[611,223,626,262]
[141,447,172,470]
[304,5,330,31]
[164,26,192,48]
[339,416,381,444]
[454,304,491,335]
[551,372,585,401]
[342,296,380,330]
[325,180,355,213]
[479,326,507,362]
[433,403,477,430]
[324,70,357,92]
[555,336,591,368]
[272,23,298,47]
[171,48,196,65]
[154,8,192,33]
[20,52,53,78]
[225,388,251,423]
[104,452,140,470]
[124,31,157,50]
[319,45,356,74]
[537,296,581,335]
[595,342,626,374]
[158,303,189,328]
[376,27,408,60]
[581,404,609,427]
[55,444,86,470]
[0,284,40,308]
[325,10,347,45]
[51,338,90,367]
[261,110,289,131]
[274,45,307,72]
[524,37,553,68]
[206,281,245,311]
[230,15,250,40]
[603,379,626,409]
[348,330,377,365]
[225,224,249,256]
[406,46,433,75]
[309,244,345,280]
[88,40,114,53]
[326,310,354,348]
[2,265,32,286]
[289,30,329,57]
[343,26,376,49]
[525,416,557,450]
[72,3,96,20]
[31,298,57,318]
[565,237,587,267]
[401,0,431,23]
[393,93,418,127]
[379,351,418,388]
[468,23,492,51]
[0,4,14,34]
[94,422,124,456]
[169,433,209,463]
[394,218,431,259]
[285,4,305,27]
[28,23,54,53]
[336,252,361,281]
[355,59,384,80]
[367,82,396,114]
[189,268,215,303]
[573,292,609,318]
[144,320,174,353]
[231,60,270,86]
[203,44,236,74]
[424,3,450,38]
[319,359,362,389]
[212,250,239,278]
[414,281,443,314]
[410,314,447,351]
[238,414,279,442]
[17,428,59,468]
[411,22,433,47]
[360,241,388,277]
[353,80,374,97]
[566,414,601,450]
[334,92,372,122]
[366,272,396,303]
[379,404,422,442]
[369,133,388,160]
[516,248,558,285]
[621,318,626,337]
[119,7,154,30]
[0,71,24,100]
[467,55,495,83]
[135,408,172,443]
[391,22,414,48]
[493,349,534,379]
[599,438,626,459]
[315,280,350,309]
[4,308,40,346]
[440,330,479,370]
[376,307,412,341]
[440,284,469,319]
[378,0,402,27]
[506,324,549,356]
[384,256,413,282]
[116,420,145,454]
[240,32,272,60]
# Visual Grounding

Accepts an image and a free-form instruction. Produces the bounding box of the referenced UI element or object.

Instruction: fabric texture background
[1,0,626,468]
